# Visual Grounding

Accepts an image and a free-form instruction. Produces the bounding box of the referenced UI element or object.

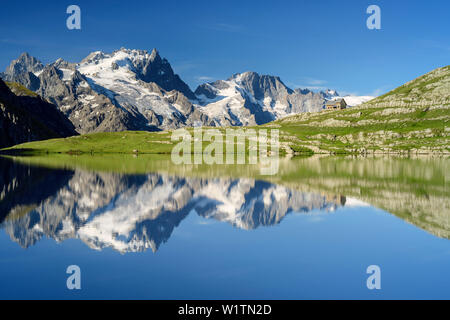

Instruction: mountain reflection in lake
[0,158,346,253]
[0,155,448,299]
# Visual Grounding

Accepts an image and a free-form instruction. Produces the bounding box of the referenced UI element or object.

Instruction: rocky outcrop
[1,49,215,133]
[0,79,77,148]
[0,53,43,91]
[136,48,196,100]
[36,65,147,133]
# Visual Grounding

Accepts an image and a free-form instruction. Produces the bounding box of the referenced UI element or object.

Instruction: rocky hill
[1,49,370,134]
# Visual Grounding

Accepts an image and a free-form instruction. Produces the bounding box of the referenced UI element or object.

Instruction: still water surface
[0,155,448,299]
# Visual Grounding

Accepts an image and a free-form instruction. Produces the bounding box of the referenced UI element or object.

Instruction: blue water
[0,158,448,299]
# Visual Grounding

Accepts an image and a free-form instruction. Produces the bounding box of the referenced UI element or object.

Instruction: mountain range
[0,49,373,134]
[271,64,449,154]
[0,79,76,148]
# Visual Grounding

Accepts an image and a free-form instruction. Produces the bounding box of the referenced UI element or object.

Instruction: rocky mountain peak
[321,89,340,99]
[51,58,76,70]
[1,53,43,91]
[231,71,293,100]
[80,50,106,64]
[294,88,313,95]
[5,52,44,76]
[0,78,15,100]
[137,49,196,99]
[149,48,160,61]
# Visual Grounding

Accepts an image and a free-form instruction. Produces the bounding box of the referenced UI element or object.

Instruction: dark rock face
[2,50,213,133]
[1,71,40,92]
[0,79,77,149]
[137,49,196,100]
[235,72,336,114]
[35,65,148,134]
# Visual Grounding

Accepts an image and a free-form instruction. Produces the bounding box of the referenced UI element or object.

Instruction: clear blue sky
[0,0,449,96]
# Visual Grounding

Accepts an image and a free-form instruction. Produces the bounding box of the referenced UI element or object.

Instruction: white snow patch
[345,197,371,207]
[60,68,74,81]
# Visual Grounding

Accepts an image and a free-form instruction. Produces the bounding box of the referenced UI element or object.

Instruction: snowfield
[331,95,375,106]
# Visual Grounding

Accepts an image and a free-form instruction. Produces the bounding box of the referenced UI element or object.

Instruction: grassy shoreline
[1,124,448,156]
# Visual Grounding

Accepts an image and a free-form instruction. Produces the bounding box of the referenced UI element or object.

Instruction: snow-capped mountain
[294,87,373,107]
[0,52,43,91]
[194,72,336,126]
[2,49,213,133]
[1,48,375,133]
[0,79,76,148]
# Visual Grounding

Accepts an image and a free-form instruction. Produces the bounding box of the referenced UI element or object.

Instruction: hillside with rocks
[272,65,449,154]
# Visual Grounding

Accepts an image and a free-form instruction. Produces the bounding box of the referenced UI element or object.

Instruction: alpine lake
[0,154,448,299]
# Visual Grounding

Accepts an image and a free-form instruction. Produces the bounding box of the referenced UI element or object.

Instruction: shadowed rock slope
[0,79,77,148]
